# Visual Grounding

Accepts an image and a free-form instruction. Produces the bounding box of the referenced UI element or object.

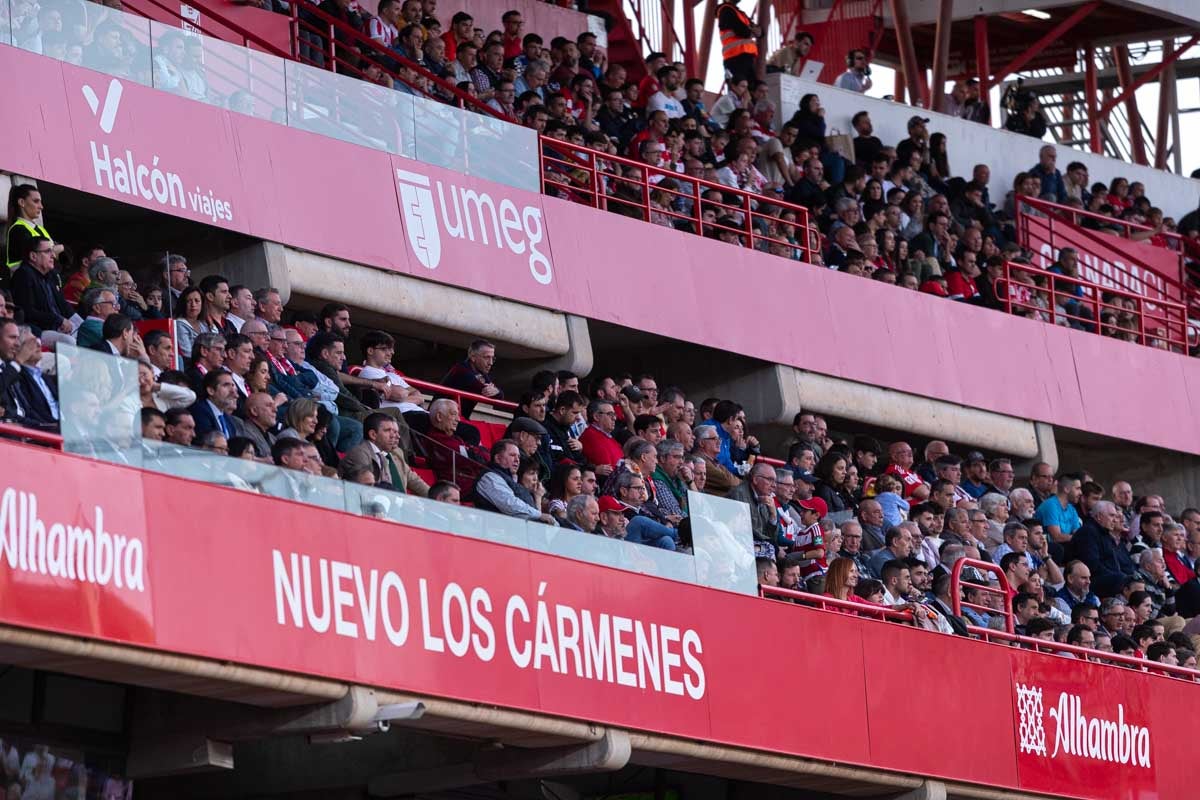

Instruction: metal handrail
[286,0,507,120]
[994,260,1188,352]
[949,557,1014,634]
[402,377,519,414]
[540,136,816,262]
[760,584,917,623]
[0,421,64,449]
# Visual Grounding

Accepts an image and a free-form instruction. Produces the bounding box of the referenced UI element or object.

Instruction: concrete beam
[367,729,631,796]
[687,364,1041,458]
[283,247,577,359]
[890,780,947,800]
[126,736,234,779]
[497,313,595,387]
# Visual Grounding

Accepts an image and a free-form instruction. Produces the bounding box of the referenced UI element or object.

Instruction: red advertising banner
[0,443,1189,798]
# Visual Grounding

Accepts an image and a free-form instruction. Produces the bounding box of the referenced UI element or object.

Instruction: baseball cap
[598,495,630,515]
[965,450,986,465]
[621,385,643,403]
[794,469,817,485]
[797,497,828,517]
[508,417,547,436]
[908,115,930,128]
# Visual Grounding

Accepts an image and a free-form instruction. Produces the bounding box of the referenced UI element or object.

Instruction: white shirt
[227,313,246,332]
[646,90,685,119]
[835,70,869,93]
[368,17,398,46]
[358,365,426,413]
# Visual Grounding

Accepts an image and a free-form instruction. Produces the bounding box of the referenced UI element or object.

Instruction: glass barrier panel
[1,0,11,46]
[14,0,154,85]
[687,491,757,594]
[150,20,285,122]
[258,464,346,511]
[464,113,539,192]
[410,95,467,174]
[56,343,142,468]
[141,440,278,491]
[525,521,699,583]
[285,59,409,155]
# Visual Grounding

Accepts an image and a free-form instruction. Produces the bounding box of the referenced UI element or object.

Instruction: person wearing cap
[507,415,552,481]
[471,438,557,525]
[896,116,929,171]
[835,48,872,93]
[960,451,990,499]
[596,495,630,539]
[791,496,828,579]
[728,462,781,556]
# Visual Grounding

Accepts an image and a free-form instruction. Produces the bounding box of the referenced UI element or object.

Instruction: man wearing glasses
[835,49,873,93]
[9,236,73,334]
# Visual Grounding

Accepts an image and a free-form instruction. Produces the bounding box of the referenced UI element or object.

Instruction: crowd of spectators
[5,179,1200,671]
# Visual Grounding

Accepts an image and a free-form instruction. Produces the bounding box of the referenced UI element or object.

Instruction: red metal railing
[947,558,1199,680]
[760,584,917,623]
[950,557,1015,634]
[994,260,1189,352]
[539,136,816,261]
[286,0,506,120]
[1014,195,1196,316]
[0,422,64,450]
[403,376,519,414]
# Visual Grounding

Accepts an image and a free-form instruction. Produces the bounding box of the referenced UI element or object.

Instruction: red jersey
[885,463,924,498]
[790,522,825,577]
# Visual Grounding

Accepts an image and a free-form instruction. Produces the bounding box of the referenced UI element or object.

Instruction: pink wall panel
[12,43,1200,456]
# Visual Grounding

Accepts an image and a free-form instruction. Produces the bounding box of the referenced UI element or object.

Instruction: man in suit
[12,325,58,428]
[186,333,227,394]
[232,390,279,459]
[189,369,239,442]
[344,412,429,496]
[10,237,73,335]
[0,318,25,422]
[89,313,142,358]
[74,287,120,349]
[727,461,780,550]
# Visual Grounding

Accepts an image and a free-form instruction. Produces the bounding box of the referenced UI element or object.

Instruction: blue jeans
[625,516,678,551]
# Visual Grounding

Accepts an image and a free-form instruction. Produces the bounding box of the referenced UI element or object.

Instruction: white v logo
[81,78,123,134]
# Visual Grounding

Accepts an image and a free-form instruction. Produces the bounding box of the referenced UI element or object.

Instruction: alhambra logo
[395,168,553,285]
[1015,683,1151,768]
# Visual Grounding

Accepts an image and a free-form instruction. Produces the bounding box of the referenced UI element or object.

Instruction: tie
[219,415,232,439]
[383,452,403,488]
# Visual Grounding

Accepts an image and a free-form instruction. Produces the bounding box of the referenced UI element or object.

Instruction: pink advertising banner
[0,441,1190,799]
[9,45,1200,455]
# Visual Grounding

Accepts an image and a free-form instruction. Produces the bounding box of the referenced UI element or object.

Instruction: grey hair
[1137,549,1161,567]
[1091,500,1118,519]
[839,519,861,535]
[656,439,684,459]
[693,424,719,441]
[775,467,794,482]
[429,398,457,417]
[940,542,966,566]
[614,470,640,493]
[980,492,1008,517]
[626,438,655,462]
[835,196,857,213]
[566,494,595,526]
[253,286,280,305]
[88,256,118,283]
[944,507,967,525]
[1009,487,1034,504]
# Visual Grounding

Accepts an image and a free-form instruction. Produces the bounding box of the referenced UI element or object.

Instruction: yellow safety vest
[6,217,51,269]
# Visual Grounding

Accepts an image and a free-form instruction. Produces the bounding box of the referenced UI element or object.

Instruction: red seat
[414,467,437,487]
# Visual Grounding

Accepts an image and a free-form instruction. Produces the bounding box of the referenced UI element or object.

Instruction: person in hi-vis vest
[716,0,761,84]
[5,185,62,272]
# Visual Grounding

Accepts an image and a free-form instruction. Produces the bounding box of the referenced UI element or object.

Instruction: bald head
[241,319,268,338]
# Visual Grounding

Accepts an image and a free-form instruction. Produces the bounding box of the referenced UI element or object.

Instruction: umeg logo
[1016,683,1151,768]
[395,168,552,285]
[82,78,123,134]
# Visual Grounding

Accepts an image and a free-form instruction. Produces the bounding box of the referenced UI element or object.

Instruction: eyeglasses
[34,248,53,254]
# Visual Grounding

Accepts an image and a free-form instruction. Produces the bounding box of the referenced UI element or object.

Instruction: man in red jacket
[1163,523,1197,586]
[579,399,622,477]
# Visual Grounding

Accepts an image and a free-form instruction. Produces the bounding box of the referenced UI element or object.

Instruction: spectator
[471,438,556,524]
[610,471,679,550]
[835,49,872,93]
[562,493,600,533]
[851,111,882,166]
[424,398,487,495]
[189,369,239,443]
[646,65,685,119]
[866,525,914,579]
[1036,473,1083,547]
[440,339,502,417]
[652,439,694,519]
[347,412,429,495]
[692,423,740,496]
[1075,501,1138,597]
[1163,523,1197,585]
[9,237,72,335]
[715,0,760,84]
[232,391,279,459]
[728,461,780,555]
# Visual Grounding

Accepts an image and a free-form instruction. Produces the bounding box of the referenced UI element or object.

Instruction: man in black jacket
[10,237,73,335]
[1074,501,1138,597]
